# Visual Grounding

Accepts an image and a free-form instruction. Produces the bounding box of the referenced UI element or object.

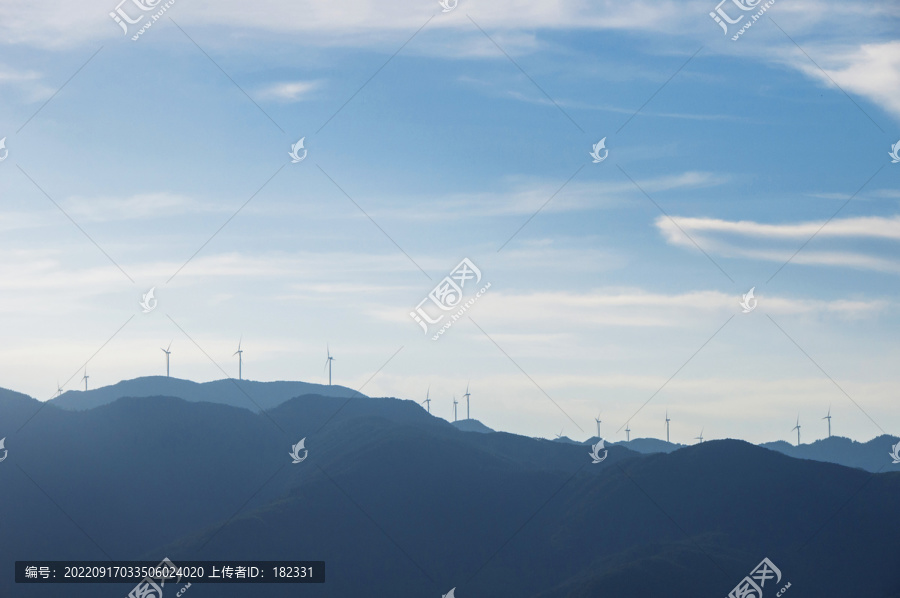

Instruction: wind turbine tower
[452,396,458,422]
[463,383,471,420]
[792,415,801,446]
[595,413,602,438]
[82,369,89,391]
[695,428,704,443]
[56,382,63,397]
[823,407,832,438]
[625,422,631,442]
[423,387,431,414]
[325,345,334,386]
[665,410,671,443]
[233,338,243,380]
[161,341,172,377]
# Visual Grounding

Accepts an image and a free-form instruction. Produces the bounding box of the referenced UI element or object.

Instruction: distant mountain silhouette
[760,435,900,472]
[610,437,686,454]
[47,376,362,412]
[452,418,494,433]
[2,385,899,597]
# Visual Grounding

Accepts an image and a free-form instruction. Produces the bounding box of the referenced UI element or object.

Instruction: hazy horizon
[7,373,891,446]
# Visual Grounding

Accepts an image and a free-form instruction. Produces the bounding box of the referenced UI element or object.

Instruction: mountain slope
[3,386,899,597]
[159,435,900,597]
[761,435,899,472]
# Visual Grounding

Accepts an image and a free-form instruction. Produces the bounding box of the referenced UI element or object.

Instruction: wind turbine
[665,410,671,443]
[792,415,801,446]
[324,345,334,386]
[463,383,471,420]
[625,422,631,442]
[233,338,243,380]
[452,395,458,422]
[594,412,602,438]
[823,406,832,438]
[695,428,704,443]
[555,428,564,440]
[422,386,431,414]
[161,341,172,377]
[81,369,89,391]
[56,381,63,397]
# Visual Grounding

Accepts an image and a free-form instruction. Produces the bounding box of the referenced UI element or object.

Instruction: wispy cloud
[656,215,900,241]
[62,193,221,222]
[460,76,742,122]
[256,80,321,102]
[0,63,55,102]
[655,214,900,272]
[375,172,729,221]
[375,287,887,330]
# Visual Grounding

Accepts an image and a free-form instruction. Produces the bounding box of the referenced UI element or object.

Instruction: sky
[0,0,898,445]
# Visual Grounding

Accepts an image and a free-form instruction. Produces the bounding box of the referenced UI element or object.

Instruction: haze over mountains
[47,376,361,412]
[12,375,900,473]
[1,377,898,597]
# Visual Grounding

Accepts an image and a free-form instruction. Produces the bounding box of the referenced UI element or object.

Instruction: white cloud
[656,214,900,241]
[256,80,320,101]
[1,0,693,48]
[655,214,900,272]
[0,0,851,49]
[783,40,900,122]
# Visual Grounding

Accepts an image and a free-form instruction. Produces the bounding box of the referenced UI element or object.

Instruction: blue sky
[1,0,898,445]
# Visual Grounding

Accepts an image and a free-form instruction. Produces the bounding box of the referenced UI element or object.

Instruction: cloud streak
[655,214,900,272]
